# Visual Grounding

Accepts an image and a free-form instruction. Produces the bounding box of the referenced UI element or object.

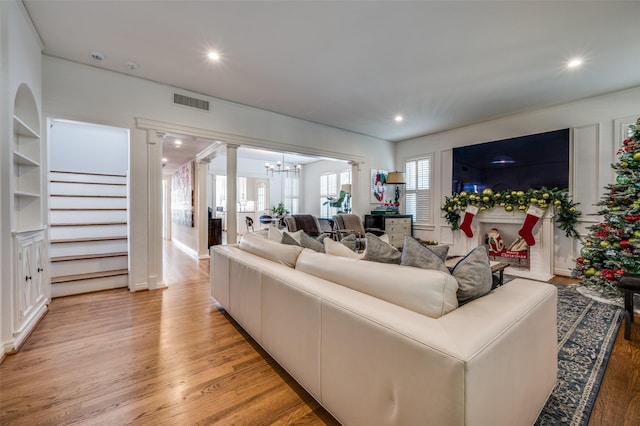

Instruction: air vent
[173,93,210,111]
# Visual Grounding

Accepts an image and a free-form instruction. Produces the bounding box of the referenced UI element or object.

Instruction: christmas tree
[574,116,640,294]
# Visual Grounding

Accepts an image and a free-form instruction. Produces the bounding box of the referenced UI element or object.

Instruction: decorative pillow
[325,237,363,259]
[340,233,358,252]
[450,245,493,305]
[281,232,301,246]
[300,233,325,253]
[239,232,304,268]
[400,236,450,273]
[268,226,283,242]
[363,233,401,264]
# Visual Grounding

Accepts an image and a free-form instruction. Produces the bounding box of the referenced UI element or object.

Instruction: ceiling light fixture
[124,61,138,70]
[264,153,302,177]
[394,115,404,123]
[207,50,220,61]
[567,57,583,69]
[162,158,168,162]
[89,50,105,61]
[174,140,182,146]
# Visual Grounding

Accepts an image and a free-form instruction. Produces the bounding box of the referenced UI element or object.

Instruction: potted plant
[271,202,289,217]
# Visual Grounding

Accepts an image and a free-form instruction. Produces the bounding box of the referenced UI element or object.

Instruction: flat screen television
[452,128,570,193]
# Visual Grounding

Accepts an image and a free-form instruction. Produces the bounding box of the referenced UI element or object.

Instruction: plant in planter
[271,202,289,216]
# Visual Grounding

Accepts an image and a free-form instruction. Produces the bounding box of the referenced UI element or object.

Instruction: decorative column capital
[147,130,166,144]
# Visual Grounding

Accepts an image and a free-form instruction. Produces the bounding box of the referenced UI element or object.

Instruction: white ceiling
[24,1,640,146]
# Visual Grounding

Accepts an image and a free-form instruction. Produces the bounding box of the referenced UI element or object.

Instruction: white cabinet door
[14,230,48,339]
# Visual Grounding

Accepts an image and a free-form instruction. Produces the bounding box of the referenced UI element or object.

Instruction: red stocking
[459,205,478,238]
[518,205,544,246]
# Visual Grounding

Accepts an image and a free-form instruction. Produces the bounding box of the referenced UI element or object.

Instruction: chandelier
[264,154,302,176]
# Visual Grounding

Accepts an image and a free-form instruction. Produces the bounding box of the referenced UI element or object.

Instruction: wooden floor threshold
[51,269,129,284]
[51,252,128,263]
[51,236,127,244]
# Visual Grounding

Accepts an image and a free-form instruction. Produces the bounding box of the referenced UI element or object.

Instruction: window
[215,175,226,208]
[284,175,299,214]
[404,155,432,225]
[320,169,351,217]
[256,184,266,212]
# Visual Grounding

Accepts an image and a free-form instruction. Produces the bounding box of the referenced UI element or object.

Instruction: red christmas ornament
[624,138,632,146]
[620,240,630,248]
[616,269,625,276]
[576,257,584,264]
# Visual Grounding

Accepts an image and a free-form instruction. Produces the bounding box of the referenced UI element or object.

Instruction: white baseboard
[172,240,198,259]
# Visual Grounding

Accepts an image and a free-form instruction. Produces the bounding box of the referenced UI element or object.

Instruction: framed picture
[370,169,388,203]
[171,161,194,227]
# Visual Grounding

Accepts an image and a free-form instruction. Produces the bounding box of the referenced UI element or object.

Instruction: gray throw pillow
[400,236,450,273]
[363,233,401,264]
[450,246,493,305]
[300,233,325,253]
[340,234,358,252]
[281,232,301,247]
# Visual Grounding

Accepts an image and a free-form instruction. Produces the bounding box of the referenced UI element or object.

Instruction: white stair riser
[50,182,126,197]
[50,240,128,258]
[50,209,127,224]
[50,196,126,209]
[51,256,128,277]
[50,173,126,185]
[52,275,128,298]
[50,224,128,240]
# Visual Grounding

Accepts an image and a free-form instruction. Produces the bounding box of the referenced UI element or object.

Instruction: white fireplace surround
[453,209,555,281]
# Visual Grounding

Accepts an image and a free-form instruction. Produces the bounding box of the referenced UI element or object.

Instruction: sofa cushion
[301,233,326,253]
[296,250,458,318]
[400,236,450,273]
[281,230,301,246]
[268,226,283,242]
[239,232,304,268]
[324,238,363,259]
[449,246,493,304]
[363,233,401,264]
[339,233,358,251]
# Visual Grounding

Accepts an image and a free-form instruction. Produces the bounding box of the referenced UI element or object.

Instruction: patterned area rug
[535,284,623,426]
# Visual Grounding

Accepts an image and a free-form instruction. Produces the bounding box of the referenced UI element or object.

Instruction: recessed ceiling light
[174,140,182,146]
[394,115,404,123]
[89,51,105,61]
[162,158,168,163]
[124,61,138,70]
[207,50,220,61]
[567,58,583,69]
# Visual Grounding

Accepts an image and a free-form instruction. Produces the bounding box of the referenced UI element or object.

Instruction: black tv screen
[452,128,570,193]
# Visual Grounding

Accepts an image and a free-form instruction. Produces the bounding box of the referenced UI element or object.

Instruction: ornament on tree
[518,205,544,246]
[459,205,478,238]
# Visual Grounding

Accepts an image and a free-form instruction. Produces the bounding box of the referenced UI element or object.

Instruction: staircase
[49,171,129,297]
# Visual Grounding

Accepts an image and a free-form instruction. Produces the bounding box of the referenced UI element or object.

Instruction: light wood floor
[0,245,638,425]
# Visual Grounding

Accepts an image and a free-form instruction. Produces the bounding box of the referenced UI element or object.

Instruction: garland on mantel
[441,187,581,239]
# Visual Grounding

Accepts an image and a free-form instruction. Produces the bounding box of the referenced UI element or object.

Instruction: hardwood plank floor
[0,245,638,425]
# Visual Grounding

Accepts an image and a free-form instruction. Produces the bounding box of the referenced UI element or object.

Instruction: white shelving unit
[8,84,48,352]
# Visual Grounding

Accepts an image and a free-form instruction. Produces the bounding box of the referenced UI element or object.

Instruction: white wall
[49,119,128,174]
[396,86,640,275]
[42,56,394,290]
[1,0,43,357]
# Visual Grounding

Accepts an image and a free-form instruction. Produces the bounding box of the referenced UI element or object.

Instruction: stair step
[51,236,128,244]
[50,170,126,178]
[51,222,127,227]
[51,269,129,284]
[51,194,126,198]
[50,180,126,186]
[50,208,126,211]
[51,252,128,263]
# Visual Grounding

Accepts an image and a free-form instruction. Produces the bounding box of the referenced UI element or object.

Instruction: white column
[196,159,210,259]
[147,130,167,290]
[226,144,239,244]
[350,161,361,216]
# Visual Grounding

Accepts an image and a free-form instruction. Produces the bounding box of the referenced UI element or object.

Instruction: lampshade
[387,171,406,184]
[340,184,352,193]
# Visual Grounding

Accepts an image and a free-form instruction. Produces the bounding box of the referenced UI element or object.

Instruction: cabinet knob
[37,267,43,272]
[25,275,31,281]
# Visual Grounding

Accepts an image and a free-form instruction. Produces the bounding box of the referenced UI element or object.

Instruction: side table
[616,273,640,340]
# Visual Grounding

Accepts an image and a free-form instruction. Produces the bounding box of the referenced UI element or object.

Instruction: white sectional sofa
[210,235,557,425]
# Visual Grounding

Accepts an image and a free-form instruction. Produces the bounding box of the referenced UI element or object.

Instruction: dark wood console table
[208,218,222,247]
